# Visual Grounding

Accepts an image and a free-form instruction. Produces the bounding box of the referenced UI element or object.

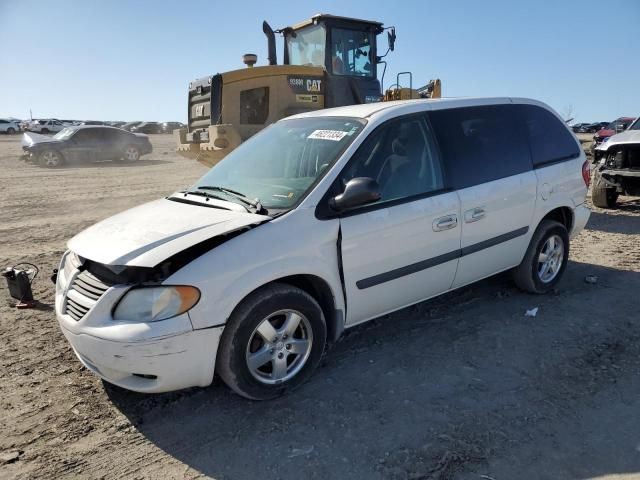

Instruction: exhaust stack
[262,21,277,65]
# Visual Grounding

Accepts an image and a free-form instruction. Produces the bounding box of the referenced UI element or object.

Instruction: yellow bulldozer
[176,14,441,167]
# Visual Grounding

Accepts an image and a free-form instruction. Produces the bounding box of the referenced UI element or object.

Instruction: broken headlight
[113,286,200,322]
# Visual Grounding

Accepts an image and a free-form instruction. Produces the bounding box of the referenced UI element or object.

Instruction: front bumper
[55,255,223,393]
[59,322,222,393]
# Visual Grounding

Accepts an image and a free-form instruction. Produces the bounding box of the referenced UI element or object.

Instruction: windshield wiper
[196,186,267,214]
[181,190,229,203]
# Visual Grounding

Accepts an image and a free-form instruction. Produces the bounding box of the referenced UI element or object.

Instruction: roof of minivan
[287,97,545,121]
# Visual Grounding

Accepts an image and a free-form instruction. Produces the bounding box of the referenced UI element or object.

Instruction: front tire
[591,170,618,208]
[217,283,327,400]
[122,145,140,161]
[512,220,569,294]
[41,128,50,134]
[39,150,64,168]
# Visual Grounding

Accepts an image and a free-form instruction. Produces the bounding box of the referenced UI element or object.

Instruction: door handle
[464,207,486,223]
[433,214,458,232]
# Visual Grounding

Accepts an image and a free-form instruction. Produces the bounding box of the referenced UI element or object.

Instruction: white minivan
[55,98,591,399]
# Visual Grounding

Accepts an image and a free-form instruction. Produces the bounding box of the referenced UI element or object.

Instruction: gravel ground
[1,133,639,480]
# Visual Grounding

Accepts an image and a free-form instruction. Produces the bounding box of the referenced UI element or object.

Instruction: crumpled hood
[595,130,640,151]
[21,132,60,148]
[68,197,270,267]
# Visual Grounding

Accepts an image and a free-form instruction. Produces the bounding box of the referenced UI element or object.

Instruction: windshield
[628,118,640,130]
[190,117,365,209]
[53,128,75,140]
[287,24,326,67]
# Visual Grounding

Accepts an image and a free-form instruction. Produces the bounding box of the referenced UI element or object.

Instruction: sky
[1,0,638,123]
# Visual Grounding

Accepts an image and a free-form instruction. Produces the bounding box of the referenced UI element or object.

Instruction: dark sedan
[131,122,162,134]
[161,121,185,134]
[21,126,153,167]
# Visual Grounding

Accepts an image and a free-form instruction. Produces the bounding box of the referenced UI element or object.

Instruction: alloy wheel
[42,151,60,167]
[124,147,140,161]
[245,309,313,385]
[537,234,564,283]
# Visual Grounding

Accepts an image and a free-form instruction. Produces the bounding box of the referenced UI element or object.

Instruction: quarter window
[519,104,580,167]
[240,87,269,125]
[339,115,444,202]
[428,105,531,189]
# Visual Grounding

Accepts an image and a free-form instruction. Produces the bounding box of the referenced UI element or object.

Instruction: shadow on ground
[586,199,640,235]
[25,159,171,169]
[106,261,640,480]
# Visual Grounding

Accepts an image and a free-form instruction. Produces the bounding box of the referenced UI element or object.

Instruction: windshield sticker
[346,126,359,136]
[308,129,348,141]
[273,192,295,199]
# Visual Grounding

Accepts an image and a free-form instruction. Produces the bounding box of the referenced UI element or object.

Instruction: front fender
[165,209,344,331]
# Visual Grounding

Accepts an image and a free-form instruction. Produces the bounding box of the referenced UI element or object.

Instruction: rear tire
[591,170,618,208]
[217,283,327,400]
[512,220,569,294]
[6,127,15,134]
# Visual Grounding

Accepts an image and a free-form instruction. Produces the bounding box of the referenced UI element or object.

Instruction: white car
[26,119,65,134]
[54,97,590,399]
[0,118,20,134]
[592,116,640,208]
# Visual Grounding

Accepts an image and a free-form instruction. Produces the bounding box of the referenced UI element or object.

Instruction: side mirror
[615,124,625,133]
[387,28,396,52]
[330,177,381,212]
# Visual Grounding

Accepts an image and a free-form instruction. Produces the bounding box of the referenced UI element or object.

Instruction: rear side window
[428,104,531,189]
[519,104,580,167]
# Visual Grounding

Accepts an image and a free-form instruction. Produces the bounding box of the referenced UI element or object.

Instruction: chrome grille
[64,271,111,321]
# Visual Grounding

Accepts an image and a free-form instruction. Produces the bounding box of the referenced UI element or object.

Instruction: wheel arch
[540,206,573,232]
[239,274,343,344]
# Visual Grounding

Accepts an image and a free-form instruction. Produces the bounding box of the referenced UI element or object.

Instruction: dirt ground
[1,133,639,480]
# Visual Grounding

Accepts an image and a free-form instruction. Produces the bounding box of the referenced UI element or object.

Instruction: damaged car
[54,98,590,399]
[22,125,152,167]
[592,116,640,208]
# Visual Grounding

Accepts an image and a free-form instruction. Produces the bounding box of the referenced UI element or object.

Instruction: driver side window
[339,115,444,203]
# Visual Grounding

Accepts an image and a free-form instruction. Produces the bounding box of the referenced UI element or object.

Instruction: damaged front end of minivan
[592,129,640,208]
[54,197,271,393]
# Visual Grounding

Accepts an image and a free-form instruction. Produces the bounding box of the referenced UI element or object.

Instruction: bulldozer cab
[176,14,429,167]
[281,14,384,106]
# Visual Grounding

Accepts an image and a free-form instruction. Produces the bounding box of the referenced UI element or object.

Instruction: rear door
[99,128,126,160]
[428,104,537,288]
[329,114,461,325]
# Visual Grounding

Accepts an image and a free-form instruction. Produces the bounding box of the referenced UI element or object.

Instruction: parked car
[592,116,640,208]
[131,122,162,134]
[0,118,20,134]
[21,125,153,167]
[571,122,591,133]
[122,121,142,132]
[108,121,126,128]
[585,121,609,133]
[53,98,590,398]
[592,117,635,151]
[26,119,65,134]
[161,121,185,134]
